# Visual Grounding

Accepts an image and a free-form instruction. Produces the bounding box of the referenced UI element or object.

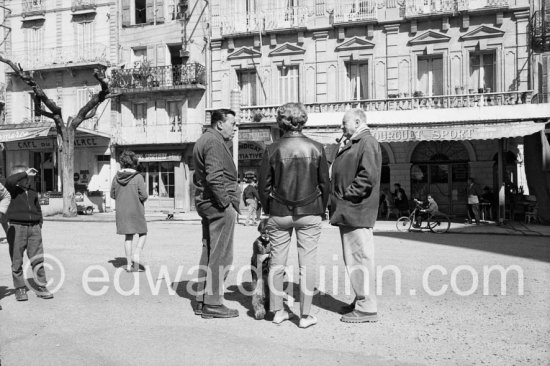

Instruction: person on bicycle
[413,194,438,228]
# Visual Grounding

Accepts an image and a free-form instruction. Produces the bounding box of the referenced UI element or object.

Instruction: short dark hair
[210,109,236,127]
[119,150,138,169]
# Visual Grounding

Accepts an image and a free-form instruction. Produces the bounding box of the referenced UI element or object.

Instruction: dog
[250,219,271,320]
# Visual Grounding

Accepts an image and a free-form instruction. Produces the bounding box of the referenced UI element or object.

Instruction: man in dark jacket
[5,166,53,301]
[193,108,240,319]
[330,109,381,323]
[259,102,330,329]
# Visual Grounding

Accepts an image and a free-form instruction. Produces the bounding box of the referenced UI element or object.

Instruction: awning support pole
[497,139,505,225]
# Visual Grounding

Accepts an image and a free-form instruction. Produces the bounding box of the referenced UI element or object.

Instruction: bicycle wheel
[396,216,412,232]
[428,214,450,233]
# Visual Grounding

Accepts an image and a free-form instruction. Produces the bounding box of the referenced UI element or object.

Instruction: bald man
[329,109,382,323]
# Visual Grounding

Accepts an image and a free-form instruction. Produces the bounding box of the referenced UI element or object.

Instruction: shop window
[237,69,259,106]
[469,52,495,92]
[417,55,443,96]
[167,100,183,132]
[346,62,368,101]
[279,65,300,104]
[146,162,175,198]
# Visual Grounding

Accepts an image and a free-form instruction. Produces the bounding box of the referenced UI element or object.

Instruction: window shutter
[156,0,165,22]
[147,44,157,66]
[146,0,155,23]
[156,44,165,66]
[122,0,131,26]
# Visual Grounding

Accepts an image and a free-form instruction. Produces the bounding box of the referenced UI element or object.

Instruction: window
[76,88,92,112]
[75,22,94,61]
[167,101,183,132]
[135,0,147,24]
[28,93,45,121]
[26,27,44,67]
[147,162,175,198]
[470,52,495,92]
[279,65,300,104]
[237,70,258,106]
[417,56,443,96]
[346,62,368,100]
[133,103,147,129]
[133,48,147,67]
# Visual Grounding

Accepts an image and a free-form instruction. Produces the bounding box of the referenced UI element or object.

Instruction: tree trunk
[61,127,78,217]
[524,131,550,224]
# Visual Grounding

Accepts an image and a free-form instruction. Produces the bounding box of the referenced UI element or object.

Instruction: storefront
[0,124,111,197]
[113,145,194,212]
[237,126,274,179]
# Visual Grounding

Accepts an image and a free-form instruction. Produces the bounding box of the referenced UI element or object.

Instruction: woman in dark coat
[110,150,148,272]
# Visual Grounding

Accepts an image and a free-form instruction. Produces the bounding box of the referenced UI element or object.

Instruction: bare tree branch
[0,54,62,117]
[72,68,111,129]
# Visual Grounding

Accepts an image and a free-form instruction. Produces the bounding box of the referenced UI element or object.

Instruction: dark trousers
[196,207,237,305]
[467,204,480,224]
[8,224,46,289]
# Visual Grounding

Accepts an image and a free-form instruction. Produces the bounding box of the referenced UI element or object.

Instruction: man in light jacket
[330,109,382,323]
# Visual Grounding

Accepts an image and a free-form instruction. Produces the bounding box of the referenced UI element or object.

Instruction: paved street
[0,220,549,365]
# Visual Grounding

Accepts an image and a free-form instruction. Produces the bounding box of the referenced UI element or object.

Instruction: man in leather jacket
[259,102,330,329]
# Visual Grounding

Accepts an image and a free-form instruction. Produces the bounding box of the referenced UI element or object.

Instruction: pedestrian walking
[259,102,330,329]
[329,109,382,323]
[243,178,260,226]
[393,183,410,216]
[193,108,240,319]
[466,178,481,225]
[5,166,53,301]
[110,150,148,272]
[0,180,11,310]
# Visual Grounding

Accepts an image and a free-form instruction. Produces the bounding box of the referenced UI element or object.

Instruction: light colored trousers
[339,226,377,313]
[245,198,257,225]
[267,215,321,317]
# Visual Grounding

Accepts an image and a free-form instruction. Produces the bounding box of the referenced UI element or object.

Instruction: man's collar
[282,131,304,138]
[350,124,371,141]
[206,127,226,141]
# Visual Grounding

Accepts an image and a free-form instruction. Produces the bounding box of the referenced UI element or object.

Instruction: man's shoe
[193,302,203,315]
[299,315,318,329]
[15,287,28,301]
[339,302,356,315]
[35,286,54,299]
[340,310,378,323]
[201,304,239,319]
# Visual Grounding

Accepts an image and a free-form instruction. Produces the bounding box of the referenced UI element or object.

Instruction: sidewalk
[43,211,550,236]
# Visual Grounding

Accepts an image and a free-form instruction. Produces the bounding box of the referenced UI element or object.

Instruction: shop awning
[0,125,51,142]
[304,120,549,144]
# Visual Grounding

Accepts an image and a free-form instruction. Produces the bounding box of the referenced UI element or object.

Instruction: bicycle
[396,202,451,233]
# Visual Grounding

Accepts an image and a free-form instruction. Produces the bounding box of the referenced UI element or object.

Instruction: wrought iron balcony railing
[237,91,535,123]
[71,0,97,12]
[214,11,263,37]
[333,0,378,23]
[457,0,508,11]
[264,6,309,30]
[405,0,456,17]
[22,0,46,17]
[530,10,550,53]
[10,43,108,70]
[110,63,206,91]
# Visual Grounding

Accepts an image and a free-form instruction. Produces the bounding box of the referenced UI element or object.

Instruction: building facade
[1,0,116,200]
[110,0,208,211]
[209,0,549,216]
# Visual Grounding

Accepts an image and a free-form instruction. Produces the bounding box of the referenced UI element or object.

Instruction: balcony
[333,0,378,24]
[110,63,206,94]
[530,10,550,53]
[457,0,508,11]
[405,0,456,17]
[71,0,97,14]
[264,6,309,31]
[115,123,204,145]
[10,44,108,72]
[22,0,46,19]
[213,11,263,37]
[237,91,536,124]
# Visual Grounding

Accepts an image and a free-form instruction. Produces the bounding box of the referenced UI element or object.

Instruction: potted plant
[413,90,424,97]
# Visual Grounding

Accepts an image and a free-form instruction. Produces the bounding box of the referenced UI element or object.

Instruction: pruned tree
[0,55,113,216]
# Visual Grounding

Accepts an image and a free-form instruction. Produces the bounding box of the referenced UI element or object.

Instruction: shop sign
[238,142,264,161]
[136,152,182,162]
[74,137,107,147]
[239,128,272,142]
[372,128,476,142]
[6,136,108,150]
[0,126,51,143]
